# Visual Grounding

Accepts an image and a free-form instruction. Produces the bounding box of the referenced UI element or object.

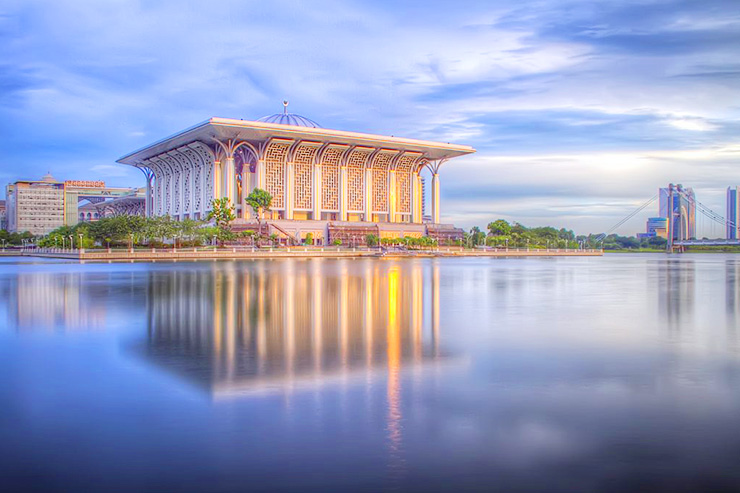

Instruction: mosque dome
[41,172,57,183]
[257,101,321,128]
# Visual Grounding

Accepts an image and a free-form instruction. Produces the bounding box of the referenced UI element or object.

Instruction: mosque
[117,103,475,244]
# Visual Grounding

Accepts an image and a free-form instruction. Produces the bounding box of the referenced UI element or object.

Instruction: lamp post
[61,237,66,250]
[68,235,73,251]
[505,238,509,251]
[79,233,84,251]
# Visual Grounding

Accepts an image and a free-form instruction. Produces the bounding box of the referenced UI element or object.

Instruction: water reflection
[657,259,695,332]
[135,260,442,398]
[5,272,107,331]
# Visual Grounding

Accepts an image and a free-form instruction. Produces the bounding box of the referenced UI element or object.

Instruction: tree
[365,233,379,247]
[487,219,511,237]
[207,198,236,246]
[245,188,272,230]
[207,198,236,230]
[304,232,314,245]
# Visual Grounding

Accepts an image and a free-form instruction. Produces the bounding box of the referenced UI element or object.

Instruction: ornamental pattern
[179,146,203,212]
[322,164,339,210]
[189,142,215,210]
[372,168,388,211]
[265,141,291,209]
[319,146,345,210]
[396,171,411,213]
[371,152,394,169]
[321,147,344,167]
[151,163,163,216]
[293,144,319,210]
[346,148,371,211]
[396,153,419,172]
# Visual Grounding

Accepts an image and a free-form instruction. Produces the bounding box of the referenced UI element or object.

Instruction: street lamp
[68,235,74,250]
[61,237,66,250]
[79,233,84,251]
[505,238,509,251]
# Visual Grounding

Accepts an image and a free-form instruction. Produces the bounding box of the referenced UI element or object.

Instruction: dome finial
[283,100,289,115]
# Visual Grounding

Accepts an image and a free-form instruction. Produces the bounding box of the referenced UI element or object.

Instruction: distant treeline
[465,220,668,250]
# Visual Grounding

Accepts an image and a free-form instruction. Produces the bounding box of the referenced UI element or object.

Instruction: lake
[2,254,740,492]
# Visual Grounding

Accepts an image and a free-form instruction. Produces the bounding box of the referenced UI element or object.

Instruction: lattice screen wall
[396,172,411,213]
[293,144,318,210]
[265,141,291,209]
[372,169,388,212]
[320,147,344,211]
[346,148,371,211]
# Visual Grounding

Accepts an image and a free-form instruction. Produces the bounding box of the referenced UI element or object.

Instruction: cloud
[1,0,739,236]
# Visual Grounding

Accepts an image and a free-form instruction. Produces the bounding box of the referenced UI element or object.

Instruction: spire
[283,100,289,115]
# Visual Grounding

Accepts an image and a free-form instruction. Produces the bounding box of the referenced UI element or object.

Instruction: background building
[727,187,739,239]
[5,174,145,235]
[641,217,668,239]
[6,173,65,235]
[659,184,696,242]
[0,199,6,230]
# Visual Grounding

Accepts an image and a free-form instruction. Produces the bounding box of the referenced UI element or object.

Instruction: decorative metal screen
[396,153,419,172]
[322,165,339,210]
[265,141,291,209]
[346,148,371,212]
[293,144,318,210]
[396,172,411,213]
[189,142,215,211]
[320,147,345,211]
[372,168,388,212]
[153,164,163,216]
[347,168,364,211]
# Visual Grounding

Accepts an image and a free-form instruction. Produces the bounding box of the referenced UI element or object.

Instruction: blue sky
[2,0,739,235]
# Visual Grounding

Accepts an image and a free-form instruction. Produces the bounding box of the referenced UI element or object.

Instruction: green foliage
[207,198,236,229]
[365,233,379,247]
[304,232,314,245]
[245,188,272,224]
[332,239,342,246]
[487,219,511,237]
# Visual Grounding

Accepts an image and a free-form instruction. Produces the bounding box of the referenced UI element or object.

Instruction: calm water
[2,254,740,492]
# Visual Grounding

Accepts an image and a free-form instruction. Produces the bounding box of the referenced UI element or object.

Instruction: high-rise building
[727,187,739,239]
[659,184,696,242]
[646,217,668,238]
[0,200,6,230]
[6,173,65,235]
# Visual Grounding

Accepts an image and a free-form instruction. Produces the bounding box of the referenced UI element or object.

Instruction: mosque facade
[117,104,475,243]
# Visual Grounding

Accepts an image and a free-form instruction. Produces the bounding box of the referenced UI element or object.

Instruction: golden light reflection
[137,259,441,399]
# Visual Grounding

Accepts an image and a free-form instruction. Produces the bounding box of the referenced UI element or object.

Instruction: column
[178,164,185,220]
[159,171,165,216]
[431,172,440,224]
[339,165,348,221]
[224,156,236,207]
[169,172,175,217]
[285,162,294,220]
[256,160,266,190]
[364,168,373,222]
[411,172,421,224]
[213,161,222,200]
[388,170,397,223]
[145,174,152,218]
[200,161,207,217]
[313,164,322,220]
[241,165,249,219]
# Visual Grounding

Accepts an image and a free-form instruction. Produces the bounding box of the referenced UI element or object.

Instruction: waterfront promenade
[4,246,602,261]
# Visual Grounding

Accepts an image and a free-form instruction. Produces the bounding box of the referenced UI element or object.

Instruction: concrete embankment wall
[13,247,602,262]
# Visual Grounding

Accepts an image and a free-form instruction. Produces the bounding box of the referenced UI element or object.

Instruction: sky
[2,0,739,236]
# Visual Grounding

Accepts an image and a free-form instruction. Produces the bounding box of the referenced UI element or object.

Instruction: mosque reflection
[135,259,442,397]
[6,272,107,331]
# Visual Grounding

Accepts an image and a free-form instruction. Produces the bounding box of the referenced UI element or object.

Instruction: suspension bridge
[596,185,740,252]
